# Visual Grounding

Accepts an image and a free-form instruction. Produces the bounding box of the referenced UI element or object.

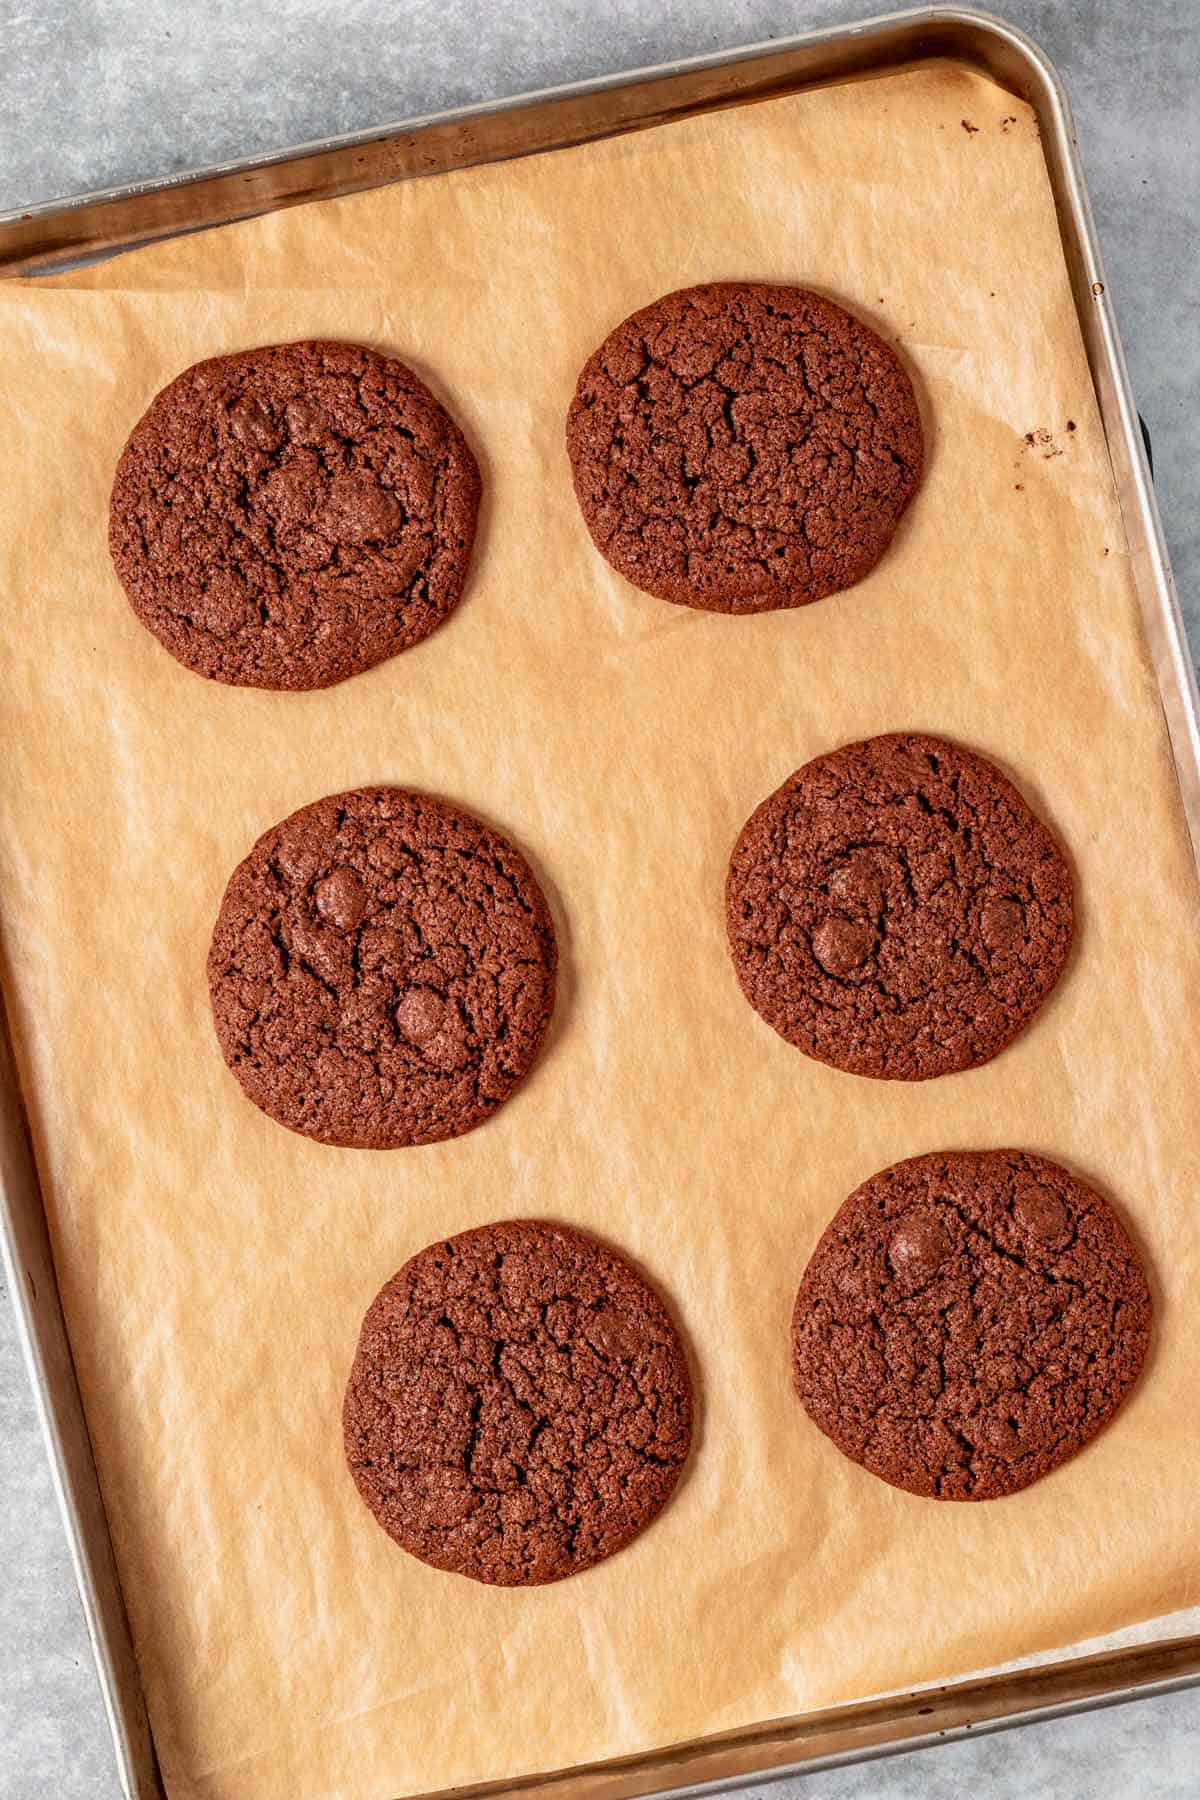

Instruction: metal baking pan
[2,9,1198,1797]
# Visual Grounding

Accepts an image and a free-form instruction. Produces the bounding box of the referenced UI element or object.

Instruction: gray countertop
[1,2,1197,1796]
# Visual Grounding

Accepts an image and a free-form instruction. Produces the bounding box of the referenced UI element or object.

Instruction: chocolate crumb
[1023,426,1063,460]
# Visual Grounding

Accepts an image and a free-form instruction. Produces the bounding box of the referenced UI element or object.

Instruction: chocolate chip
[227,392,281,451]
[1013,1183,1069,1241]
[827,852,886,914]
[888,1212,952,1284]
[325,471,404,543]
[314,867,366,931]
[585,1309,643,1361]
[812,914,877,976]
[395,986,447,1044]
[981,897,1025,949]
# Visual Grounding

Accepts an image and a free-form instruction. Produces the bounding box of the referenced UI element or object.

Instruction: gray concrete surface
[1,3,1197,1796]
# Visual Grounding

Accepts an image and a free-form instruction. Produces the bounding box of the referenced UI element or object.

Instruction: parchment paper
[2,61,1199,1800]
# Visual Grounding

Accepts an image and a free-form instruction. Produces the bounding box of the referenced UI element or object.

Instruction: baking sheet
[1,59,1198,1800]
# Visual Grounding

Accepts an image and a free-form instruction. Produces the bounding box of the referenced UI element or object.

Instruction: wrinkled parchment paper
[2,61,1199,1800]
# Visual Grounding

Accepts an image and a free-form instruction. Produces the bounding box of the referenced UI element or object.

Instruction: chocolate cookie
[207,788,556,1147]
[343,1220,693,1584]
[565,283,923,612]
[109,340,480,689]
[726,733,1073,1080]
[791,1150,1152,1500]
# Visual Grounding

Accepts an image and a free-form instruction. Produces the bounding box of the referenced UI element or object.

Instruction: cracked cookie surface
[208,788,556,1147]
[344,1220,693,1584]
[726,733,1073,1080]
[565,282,923,612]
[109,340,480,689]
[791,1150,1152,1500]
